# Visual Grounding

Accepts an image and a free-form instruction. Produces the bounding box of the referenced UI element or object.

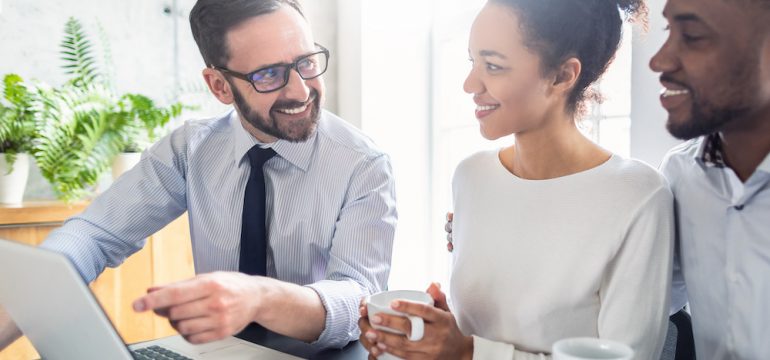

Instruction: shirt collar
[230,110,317,172]
[694,132,770,176]
[695,133,727,168]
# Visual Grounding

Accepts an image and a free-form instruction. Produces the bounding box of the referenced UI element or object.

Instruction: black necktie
[239,146,276,276]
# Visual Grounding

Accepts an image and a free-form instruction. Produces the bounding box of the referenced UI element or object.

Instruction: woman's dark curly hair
[490,0,647,115]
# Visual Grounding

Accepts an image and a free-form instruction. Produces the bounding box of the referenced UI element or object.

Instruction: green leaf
[31,82,124,202]
[60,17,102,88]
[0,74,36,154]
[20,17,189,202]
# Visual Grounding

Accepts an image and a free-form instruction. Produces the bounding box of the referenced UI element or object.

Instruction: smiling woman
[358,0,676,359]
[426,0,640,291]
[351,0,645,297]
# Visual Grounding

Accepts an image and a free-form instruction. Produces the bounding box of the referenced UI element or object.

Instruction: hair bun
[615,0,643,13]
[614,0,648,26]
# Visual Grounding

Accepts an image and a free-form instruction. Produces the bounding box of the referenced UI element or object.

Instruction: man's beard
[665,57,756,141]
[231,85,321,142]
[666,95,750,140]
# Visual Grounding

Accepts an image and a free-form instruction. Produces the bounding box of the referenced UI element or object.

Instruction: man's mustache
[660,74,691,91]
[271,90,318,111]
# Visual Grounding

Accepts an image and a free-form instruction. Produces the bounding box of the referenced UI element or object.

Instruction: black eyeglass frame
[212,44,330,94]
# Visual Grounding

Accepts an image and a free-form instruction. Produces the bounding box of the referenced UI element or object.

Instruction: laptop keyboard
[131,345,193,360]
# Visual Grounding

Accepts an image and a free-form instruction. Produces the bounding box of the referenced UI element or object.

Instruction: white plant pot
[0,153,30,205]
[111,152,142,181]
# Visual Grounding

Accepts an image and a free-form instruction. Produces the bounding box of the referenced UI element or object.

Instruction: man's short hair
[189,0,304,68]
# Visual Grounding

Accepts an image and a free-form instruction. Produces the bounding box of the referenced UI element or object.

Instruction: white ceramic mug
[366,290,435,360]
[366,290,434,341]
[552,337,634,360]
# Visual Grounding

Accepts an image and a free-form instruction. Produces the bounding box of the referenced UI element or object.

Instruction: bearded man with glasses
[0,0,396,352]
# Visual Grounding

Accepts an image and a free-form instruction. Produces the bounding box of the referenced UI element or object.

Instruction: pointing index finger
[133,278,210,312]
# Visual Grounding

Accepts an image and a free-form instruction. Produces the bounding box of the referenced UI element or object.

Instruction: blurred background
[0,0,680,291]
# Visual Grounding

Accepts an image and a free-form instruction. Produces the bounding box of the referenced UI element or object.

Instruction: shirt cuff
[305,279,365,348]
[40,231,103,283]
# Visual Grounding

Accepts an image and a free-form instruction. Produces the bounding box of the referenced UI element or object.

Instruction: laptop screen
[0,239,135,360]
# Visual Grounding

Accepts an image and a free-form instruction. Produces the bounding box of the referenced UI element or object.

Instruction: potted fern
[111,93,182,180]
[33,82,127,202]
[31,18,125,202]
[32,18,183,201]
[0,74,36,204]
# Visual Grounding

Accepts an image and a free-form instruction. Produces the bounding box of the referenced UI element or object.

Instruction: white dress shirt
[664,135,770,359]
[41,109,398,348]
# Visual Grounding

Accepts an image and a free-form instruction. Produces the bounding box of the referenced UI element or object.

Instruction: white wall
[302,0,338,115]
[0,1,176,102]
[630,1,681,167]
[335,0,362,128]
[360,0,436,291]
[345,0,436,290]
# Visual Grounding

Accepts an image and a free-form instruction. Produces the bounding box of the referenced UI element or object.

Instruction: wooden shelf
[0,201,89,226]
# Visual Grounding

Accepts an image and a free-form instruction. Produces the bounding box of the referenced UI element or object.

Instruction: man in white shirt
[651,0,770,358]
[1,0,396,351]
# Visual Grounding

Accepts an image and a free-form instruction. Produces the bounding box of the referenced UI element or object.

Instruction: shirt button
[734,204,745,210]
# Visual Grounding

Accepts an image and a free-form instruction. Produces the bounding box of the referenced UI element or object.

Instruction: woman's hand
[360,283,473,360]
[358,297,379,360]
[445,212,454,252]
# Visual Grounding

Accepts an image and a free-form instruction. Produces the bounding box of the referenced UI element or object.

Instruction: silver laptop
[0,239,301,360]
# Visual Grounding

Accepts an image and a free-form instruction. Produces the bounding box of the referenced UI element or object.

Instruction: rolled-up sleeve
[40,126,190,283]
[306,153,397,348]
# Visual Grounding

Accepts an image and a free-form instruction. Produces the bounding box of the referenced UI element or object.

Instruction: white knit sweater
[450,150,673,360]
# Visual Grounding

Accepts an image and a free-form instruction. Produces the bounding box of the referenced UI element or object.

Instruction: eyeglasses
[212,44,330,93]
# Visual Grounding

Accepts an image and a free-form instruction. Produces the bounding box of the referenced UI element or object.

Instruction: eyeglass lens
[247,52,327,92]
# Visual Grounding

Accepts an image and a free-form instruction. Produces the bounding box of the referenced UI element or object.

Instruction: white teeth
[476,105,499,111]
[276,104,308,115]
[661,88,690,98]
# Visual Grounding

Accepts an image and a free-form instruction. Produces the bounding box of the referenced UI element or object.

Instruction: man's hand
[132,271,265,344]
[0,305,23,351]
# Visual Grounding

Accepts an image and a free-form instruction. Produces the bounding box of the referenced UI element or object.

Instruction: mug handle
[407,315,424,341]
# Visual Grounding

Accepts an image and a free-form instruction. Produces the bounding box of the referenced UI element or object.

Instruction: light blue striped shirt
[41,109,398,348]
[664,136,770,359]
